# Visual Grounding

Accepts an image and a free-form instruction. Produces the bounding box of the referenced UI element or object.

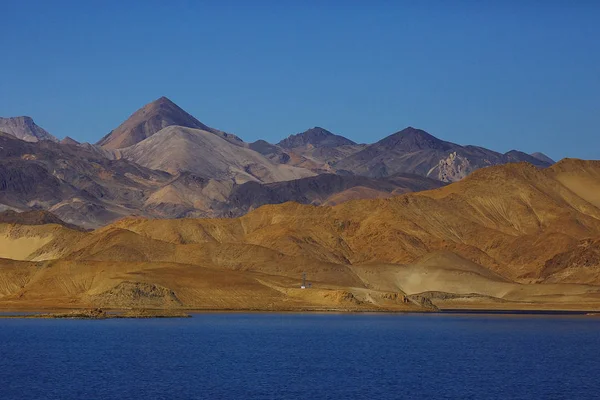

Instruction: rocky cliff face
[435,152,473,181]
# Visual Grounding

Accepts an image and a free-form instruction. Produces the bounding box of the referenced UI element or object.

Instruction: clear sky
[1,1,598,160]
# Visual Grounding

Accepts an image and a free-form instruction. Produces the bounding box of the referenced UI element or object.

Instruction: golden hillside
[1,159,600,312]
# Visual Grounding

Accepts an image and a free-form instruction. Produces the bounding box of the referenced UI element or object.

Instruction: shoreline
[0,308,192,320]
[0,307,598,319]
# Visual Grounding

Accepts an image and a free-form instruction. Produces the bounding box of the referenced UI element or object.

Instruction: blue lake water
[1,313,599,399]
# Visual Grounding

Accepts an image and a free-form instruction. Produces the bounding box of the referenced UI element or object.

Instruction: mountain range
[0,159,599,312]
[1,96,555,227]
[2,96,599,313]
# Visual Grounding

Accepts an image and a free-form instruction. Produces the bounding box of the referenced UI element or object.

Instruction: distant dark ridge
[226,172,445,216]
[278,127,356,148]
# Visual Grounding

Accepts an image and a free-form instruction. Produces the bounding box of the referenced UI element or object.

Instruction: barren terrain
[0,159,599,312]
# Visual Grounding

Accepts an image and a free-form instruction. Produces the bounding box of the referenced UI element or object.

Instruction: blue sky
[1,1,598,160]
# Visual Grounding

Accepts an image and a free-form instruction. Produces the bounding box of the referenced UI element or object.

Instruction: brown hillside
[105,159,600,285]
[1,160,600,312]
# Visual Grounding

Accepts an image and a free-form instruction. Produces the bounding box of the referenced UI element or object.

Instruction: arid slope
[1,160,599,311]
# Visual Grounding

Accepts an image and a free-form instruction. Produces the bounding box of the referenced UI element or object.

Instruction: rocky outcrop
[435,152,472,181]
[405,294,439,310]
[323,290,362,305]
[540,238,600,283]
[90,281,182,308]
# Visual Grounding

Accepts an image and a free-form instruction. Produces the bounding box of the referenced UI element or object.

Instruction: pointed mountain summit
[504,150,551,166]
[334,126,553,181]
[374,127,454,152]
[278,127,356,149]
[97,96,218,150]
[60,136,80,146]
[0,116,58,143]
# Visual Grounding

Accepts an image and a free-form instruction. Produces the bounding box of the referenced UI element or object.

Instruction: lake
[0,313,599,399]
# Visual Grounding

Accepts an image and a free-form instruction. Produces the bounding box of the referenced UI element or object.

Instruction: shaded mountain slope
[143,172,234,219]
[250,140,332,173]
[531,152,556,164]
[0,131,180,228]
[226,173,445,216]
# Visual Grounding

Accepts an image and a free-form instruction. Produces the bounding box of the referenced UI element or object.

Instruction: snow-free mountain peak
[0,116,58,143]
[278,127,356,149]
[97,96,218,150]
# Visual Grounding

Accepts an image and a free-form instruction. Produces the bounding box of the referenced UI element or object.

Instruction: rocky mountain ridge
[334,127,552,181]
[0,96,560,227]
